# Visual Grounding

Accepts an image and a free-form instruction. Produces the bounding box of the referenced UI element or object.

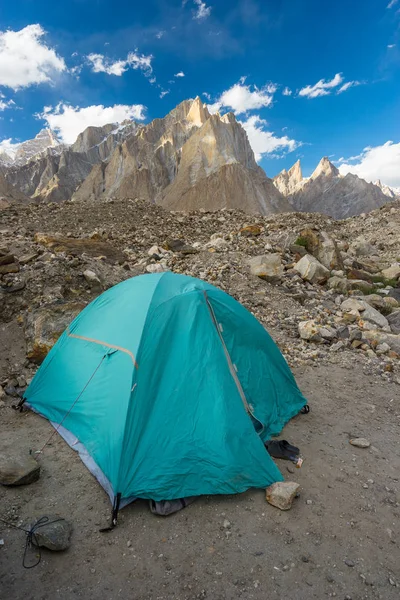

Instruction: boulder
[346,280,375,294]
[358,301,389,329]
[387,310,400,334]
[249,254,284,283]
[349,238,376,257]
[25,516,72,551]
[341,298,366,312]
[319,326,337,340]
[296,229,343,270]
[162,238,197,254]
[266,481,300,510]
[346,268,374,283]
[25,302,86,363]
[0,453,40,486]
[0,254,16,266]
[34,233,126,264]
[381,264,400,281]
[298,320,322,342]
[361,330,400,354]
[0,263,19,275]
[240,224,262,237]
[328,276,348,293]
[294,254,330,284]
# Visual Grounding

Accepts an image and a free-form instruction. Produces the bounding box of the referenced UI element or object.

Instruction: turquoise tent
[25,272,306,517]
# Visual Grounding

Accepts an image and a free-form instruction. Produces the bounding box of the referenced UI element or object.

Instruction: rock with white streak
[294,254,330,284]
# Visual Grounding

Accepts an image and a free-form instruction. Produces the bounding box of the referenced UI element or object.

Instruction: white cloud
[282,86,292,96]
[337,80,361,94]
[387,44,396,48]
[37,102,146,144]
[207,81,276,115]
[87,50,153,76]
[155,31,165,39]
[193,0,212,20]
[0,24,66,90]
[338,141,400,187]
[202,91,211,100]
[159,90,169,98]
[387,0,398,8]
[240,115,300,162]
[0,137,20,159]
[298,73,344,98]
[0,94,15,111]
[174,71,185,77]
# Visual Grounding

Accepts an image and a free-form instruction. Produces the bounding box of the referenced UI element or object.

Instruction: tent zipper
[204,293,251,415]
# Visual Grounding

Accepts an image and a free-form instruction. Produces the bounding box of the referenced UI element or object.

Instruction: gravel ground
[1,339,399,600]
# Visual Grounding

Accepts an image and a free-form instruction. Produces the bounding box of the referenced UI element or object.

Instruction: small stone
[330,341,344,352]
[349,438,370,448]
[0,452,40,486]
[19,253,39,265]
[286,465,295,474]
[344,559,355,567]
[0,263,19,275]
[146,263,169,273]
[223,519,231,529]
[83,269,101,287]
[266,481,300,511]
[25,515,72,551]
[306,499,313,505]
[127,540,132,547]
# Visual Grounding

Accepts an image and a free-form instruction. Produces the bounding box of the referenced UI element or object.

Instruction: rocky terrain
[1,194,400,599]
[273,158,393,219]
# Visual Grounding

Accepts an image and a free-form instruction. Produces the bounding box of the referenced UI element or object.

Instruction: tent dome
[25,272,306,509]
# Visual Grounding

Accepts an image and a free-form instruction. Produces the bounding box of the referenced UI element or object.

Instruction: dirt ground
[0,319,399,600]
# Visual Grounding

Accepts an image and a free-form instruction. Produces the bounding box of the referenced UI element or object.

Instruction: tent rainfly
[24,273,307,526]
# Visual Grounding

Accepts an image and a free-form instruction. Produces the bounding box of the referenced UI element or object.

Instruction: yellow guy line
[67,328,138,368]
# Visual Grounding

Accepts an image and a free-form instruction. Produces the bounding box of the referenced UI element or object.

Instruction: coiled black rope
[0,515,64,568]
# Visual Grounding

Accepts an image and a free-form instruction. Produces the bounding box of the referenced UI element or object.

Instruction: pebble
[349,438,370,448]
[344,559,355,567]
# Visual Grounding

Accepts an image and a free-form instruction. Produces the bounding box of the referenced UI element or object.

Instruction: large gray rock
[381,264,400,280]
[362,330,400,354]
[294,254,330,284]
[387,310,400,334]
[249,254,284,282]
[266,481,300,510]
[359,301,389,329]
[294,229,343,270]
[25,516,72,551]
[0,453,40,486]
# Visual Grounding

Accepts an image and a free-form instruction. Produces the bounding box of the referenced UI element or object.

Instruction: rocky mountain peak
[273,159,303,196]
[186,96,210,127]
[288,159,303,184]
[310,156,339,179]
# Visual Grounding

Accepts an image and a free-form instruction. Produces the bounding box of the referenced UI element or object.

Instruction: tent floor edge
[99,492,122,532]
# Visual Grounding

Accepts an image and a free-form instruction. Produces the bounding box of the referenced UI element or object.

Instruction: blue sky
[0,0,399,185]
